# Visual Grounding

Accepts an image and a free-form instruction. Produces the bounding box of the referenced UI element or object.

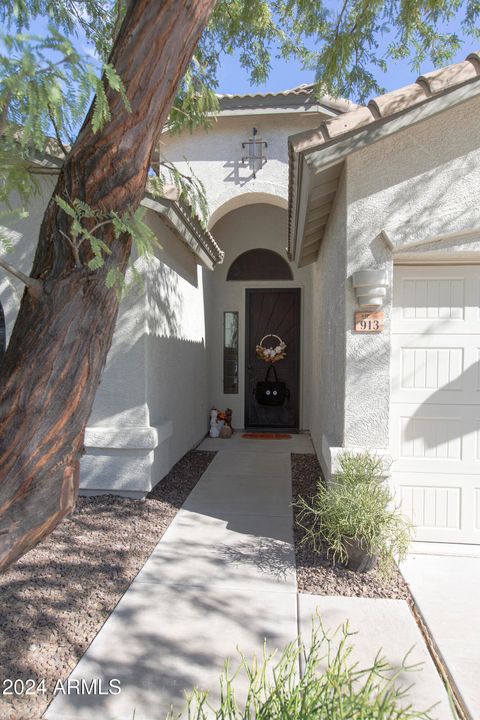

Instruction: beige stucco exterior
[0,99,327,496]
[293,92,480,480]
[3,76,478,499]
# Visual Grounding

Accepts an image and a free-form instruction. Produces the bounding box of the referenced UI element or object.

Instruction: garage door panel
[391,404,479,470]
[391,336,480,404]
[391,473,480,543]
[391,266,480,544]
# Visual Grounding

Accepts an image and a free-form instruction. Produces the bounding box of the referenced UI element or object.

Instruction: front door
[245,288,301,429]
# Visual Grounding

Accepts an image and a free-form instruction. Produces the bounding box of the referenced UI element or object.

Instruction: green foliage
[0,25,132,215]
[167,621,441,719]
[149,159,210,229]
[0,207,29,253]
[193,0,479,109]
[0,0,118,60]
[296,451,413,577]
[54,194,161,295]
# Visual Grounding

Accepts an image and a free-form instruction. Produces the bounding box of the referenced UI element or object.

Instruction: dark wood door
[245,289,301,429]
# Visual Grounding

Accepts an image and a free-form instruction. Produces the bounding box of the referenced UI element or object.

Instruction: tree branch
[59,230,82,268]
[0,256,43,298]
[0,91,12,137]
[47,106,70,157]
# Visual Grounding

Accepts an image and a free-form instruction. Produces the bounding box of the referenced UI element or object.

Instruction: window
[0,302,5,366]
[227,249,293,281]
[223,312,239,394]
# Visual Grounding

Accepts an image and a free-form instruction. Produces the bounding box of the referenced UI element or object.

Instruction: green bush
[296,451,413,576]
[167,622,441,719]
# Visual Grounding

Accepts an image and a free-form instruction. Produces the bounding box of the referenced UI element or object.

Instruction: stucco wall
[0,178,211,496]
[344,94,480,449]
[162,114,325,225]
[143,210,211,482]
[79,210,212,496]
[308,168,347,471]
[209,203,312,429]
[0,180,57,346]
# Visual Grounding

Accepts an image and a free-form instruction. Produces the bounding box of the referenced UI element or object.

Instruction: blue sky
[215,8,478,97]
[215,42,478,96]
[10,9,479,101]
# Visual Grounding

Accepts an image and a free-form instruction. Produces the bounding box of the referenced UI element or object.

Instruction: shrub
[166,622,441,720]
[296,451,413,576]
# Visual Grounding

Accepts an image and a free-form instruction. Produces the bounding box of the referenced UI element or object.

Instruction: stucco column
[344,235,394,450]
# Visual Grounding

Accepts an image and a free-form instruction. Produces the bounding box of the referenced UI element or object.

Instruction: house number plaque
[354,311,384,333]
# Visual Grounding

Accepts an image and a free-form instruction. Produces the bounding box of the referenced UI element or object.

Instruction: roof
[288,51,480,266]
[217,83,358,118]
[24,154,223,270]
[142,185,224,269]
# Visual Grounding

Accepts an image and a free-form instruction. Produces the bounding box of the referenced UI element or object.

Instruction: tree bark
[0,0,216,571]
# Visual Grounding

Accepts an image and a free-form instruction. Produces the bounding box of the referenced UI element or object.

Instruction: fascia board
[304,80,480,174]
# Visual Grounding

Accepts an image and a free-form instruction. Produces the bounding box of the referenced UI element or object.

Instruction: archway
[227,249,293,281]
[208,191,288,230]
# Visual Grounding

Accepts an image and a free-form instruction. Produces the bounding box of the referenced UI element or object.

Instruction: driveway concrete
[46,435,450,719]
[402,554,480,719]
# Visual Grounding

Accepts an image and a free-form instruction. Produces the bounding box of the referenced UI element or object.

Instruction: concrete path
[298,595,451,719]
[47,434,450,720]
[402,553,480,719]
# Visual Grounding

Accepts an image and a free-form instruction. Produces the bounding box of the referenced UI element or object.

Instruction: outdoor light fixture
[352,269,389,308]
[242,127,267,179]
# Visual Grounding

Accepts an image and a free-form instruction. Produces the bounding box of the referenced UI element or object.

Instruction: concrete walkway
[47,434,450,720]
[402,553,480,719]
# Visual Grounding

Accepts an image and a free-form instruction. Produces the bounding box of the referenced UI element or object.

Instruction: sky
[214,10,478,97]
[215,42,478,96]
[8,7,480,103]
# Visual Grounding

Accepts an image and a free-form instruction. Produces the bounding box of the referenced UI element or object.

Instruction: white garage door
[391,265,480,544]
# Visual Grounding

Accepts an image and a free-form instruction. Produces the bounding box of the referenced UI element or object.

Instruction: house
[1,84,347,497]
[1,52,480,546]
[288,51,480,544]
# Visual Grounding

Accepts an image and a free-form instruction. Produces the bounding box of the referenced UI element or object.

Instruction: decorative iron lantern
[242,127,267,179]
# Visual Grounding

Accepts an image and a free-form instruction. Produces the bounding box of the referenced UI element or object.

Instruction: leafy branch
[54,195,161,295]
[150,157,210,229]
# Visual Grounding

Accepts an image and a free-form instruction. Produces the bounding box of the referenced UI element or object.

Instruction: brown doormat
[241,433,292,439]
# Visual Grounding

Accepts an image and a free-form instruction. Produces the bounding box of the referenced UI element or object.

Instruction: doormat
[241,433,292,440]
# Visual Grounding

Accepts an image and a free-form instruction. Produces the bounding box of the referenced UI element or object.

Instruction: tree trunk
[0,0,216,571]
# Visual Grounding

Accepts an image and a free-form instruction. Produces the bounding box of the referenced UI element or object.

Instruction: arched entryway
[227,249,293,281]
[208,200,309,431]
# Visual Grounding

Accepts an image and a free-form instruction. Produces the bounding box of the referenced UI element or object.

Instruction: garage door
[391,265,480,544]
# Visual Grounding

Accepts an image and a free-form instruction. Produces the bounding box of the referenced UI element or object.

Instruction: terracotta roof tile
[321,105,375,139]
[218,84,359,114]
[289,51,480,157]
[288,51,480,260]
[467,50,480,70]
[418,58,479,95]
[369,82,429,118]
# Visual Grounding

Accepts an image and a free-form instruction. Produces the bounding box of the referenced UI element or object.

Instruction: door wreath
[255,334,287,363]
[254,334,288,406]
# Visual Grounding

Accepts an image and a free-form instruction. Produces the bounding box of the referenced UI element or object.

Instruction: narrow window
[223,311,239,394]
[0,302,5,366]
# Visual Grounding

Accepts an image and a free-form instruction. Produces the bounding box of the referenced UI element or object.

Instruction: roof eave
[289,73,480,267]
[141,194,224,270]
[216,104,339,118]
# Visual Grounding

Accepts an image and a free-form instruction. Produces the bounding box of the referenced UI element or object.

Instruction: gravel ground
[291,453,411,601]
[0,449,215,720]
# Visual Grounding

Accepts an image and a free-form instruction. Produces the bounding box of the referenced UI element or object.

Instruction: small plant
[296,451,413,576]
[166,621,441,720]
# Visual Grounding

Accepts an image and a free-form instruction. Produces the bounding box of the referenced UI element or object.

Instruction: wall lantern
[242,127,267,179]
[352,269,389,308]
